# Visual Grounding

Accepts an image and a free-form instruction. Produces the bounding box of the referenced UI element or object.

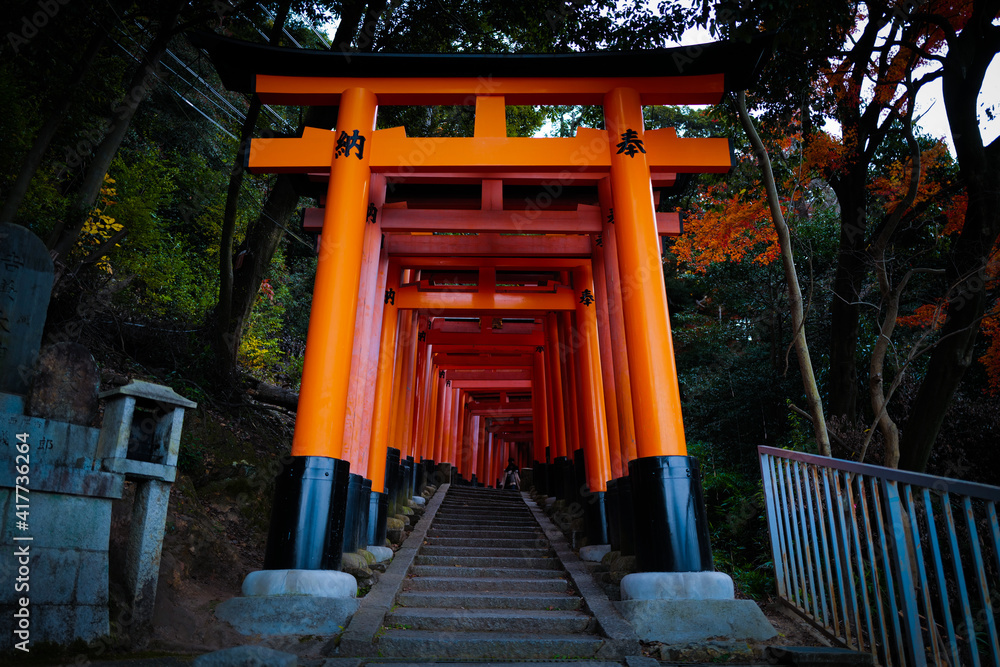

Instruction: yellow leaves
[238,333,278,372]
[77,173,121,274]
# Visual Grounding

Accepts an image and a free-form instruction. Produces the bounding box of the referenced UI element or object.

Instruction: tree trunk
[48,0,185,281]
[827,177,868,423]
[899,0,1000,471]
[247,379,299,410]
[0,29,106,223]
[735,90,831,456]
[215,0,293,379]
[214,0,378,377]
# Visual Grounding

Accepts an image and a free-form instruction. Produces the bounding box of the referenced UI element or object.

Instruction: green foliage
[178,431,207,475]
[239,246,296,381]
[690,441,775,601]
[101,146,223,322]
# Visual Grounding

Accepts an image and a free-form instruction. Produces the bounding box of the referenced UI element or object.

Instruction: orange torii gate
[195,32,770,574]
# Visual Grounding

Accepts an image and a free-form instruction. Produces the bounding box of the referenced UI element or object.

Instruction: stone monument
[0,223,196,650]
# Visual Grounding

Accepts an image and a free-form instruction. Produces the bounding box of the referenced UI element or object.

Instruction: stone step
[403,576,568,593]
[384,607,590,633]
[445,490,521,497]
[396,590,583,610]
[419,545,551,558]
[426,529,542,540]
[414,554,562,569]
[433,514,535,523]
[425,536,543,548]
[439,498,526,505]
[438,504,524,508]
[410,565,565,579]
[375,630,602,659]
[366,663,618,667]
[431,524,538,532]
[438,504,521,508]
[432,518,537,526]
[434,512,538,526]
[439,498,527,504]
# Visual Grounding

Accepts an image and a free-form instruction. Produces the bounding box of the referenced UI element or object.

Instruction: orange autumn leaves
[896,247,1000,394]
[671,181,780,269]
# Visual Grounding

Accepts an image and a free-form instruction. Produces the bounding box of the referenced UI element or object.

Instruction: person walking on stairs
[503,458,520,490]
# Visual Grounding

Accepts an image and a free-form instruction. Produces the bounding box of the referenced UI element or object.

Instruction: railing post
[759,452,787,599]
[881,478,927,666]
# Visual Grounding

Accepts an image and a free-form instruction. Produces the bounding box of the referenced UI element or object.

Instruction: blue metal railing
[759,446,1000,666]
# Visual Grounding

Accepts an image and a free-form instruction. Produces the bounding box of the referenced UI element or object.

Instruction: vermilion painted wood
[573,264,612,492]
[598,179,637,465]
[430,318,539,335]
[342,183,386,471]
[443,370,532,381]
[426,331,544,346]
[418,358,436,461]
[356,240,390,475]
[559,308,582,463]
[291,88,376,459]
[253,73,726,106]
[532,351,550,465]
[328,169,677,185]
[449,387,463,466]
[366,261,401,493]
[387,306,414,457]
[544,313,568,460]
[590,234,623,480]
[433,354,533,368]
[399,311,420,459]
[304,206,681,235]
[434,377,451,464]
[384,233,591,257]
[248,125,731,176]
[605,87,687,458]
[397,256,587,269]
[476,417,488,482]
[409,315,429,458]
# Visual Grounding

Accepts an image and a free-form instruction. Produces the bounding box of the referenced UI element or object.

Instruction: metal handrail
[759,446,1000,667]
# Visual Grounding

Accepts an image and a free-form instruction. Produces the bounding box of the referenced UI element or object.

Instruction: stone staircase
[376,486,604,659]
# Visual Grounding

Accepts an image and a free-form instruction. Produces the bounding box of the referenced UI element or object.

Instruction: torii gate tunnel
[196,33,771,574]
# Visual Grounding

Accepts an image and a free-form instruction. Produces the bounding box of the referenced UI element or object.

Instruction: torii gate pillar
[604,87,711,572]
[264,87,378,572]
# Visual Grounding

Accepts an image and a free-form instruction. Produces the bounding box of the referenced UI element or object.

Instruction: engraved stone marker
[0,222,54,394]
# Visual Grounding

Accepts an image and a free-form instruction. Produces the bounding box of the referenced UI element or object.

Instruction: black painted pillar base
[400,458,413,508]
[415,457,427,494]
[553,456,570,500]
[534,462,548,495]
[264,455,350,571]
[572,448,587,507]
[357,478,371,549]
[341,473,363,553]
[405,456,415,500]
[561,454,577,503]
[585,490,608,545]
[367,490,388,546]
[628,455,713,572]
[385,447,401,517]
[618,474,636,556]
[606,478,621,551]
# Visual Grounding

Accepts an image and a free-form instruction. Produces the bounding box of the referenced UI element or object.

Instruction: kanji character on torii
[193,32,770,577]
